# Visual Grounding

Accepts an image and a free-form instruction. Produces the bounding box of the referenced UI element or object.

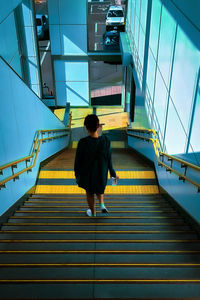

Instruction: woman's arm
[74,139,83,178]
[107,139,116,178]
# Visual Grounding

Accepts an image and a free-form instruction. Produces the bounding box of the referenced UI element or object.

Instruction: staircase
[0,148,200,299]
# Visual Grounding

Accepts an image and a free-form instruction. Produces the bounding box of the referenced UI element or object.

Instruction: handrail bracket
[0,184,6,190]
[11,165,17,177]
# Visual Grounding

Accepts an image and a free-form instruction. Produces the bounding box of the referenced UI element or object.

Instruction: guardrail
[0,128,70,190]
[127,128,200,192]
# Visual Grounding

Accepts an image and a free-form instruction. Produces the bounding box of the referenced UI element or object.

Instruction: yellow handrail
[0,129,70,188]
[159,151,200,172]
[127,130,200,192]
[0,155,33,171]
[127,128,157,137]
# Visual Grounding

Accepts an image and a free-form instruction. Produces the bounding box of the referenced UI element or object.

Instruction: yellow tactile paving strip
[38,170,156,179]
[35,185,159,194]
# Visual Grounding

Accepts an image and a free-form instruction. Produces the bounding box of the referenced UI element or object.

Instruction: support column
[142,0,152,93]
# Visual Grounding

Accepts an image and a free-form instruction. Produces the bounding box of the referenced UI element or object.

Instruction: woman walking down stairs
[0,148,200,299]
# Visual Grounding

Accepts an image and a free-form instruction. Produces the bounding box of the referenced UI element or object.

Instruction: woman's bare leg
[96,194,108,213]
[86,191,96,216]
[96,194,104,204]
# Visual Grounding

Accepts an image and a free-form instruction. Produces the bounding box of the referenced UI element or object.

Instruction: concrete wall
[0,57,69,216]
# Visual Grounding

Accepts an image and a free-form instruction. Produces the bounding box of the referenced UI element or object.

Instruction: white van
[105,5,125,32]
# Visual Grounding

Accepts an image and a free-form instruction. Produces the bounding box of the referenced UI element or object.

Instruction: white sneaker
[100,204,108,213]
[86,209,92,217]
[101,206,108,213]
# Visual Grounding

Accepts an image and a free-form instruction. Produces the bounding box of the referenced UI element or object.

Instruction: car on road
[102,30,120,50]
[36,14,49,40]
[105,5,125,32]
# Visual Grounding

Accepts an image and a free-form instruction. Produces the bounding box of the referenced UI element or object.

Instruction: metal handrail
[159,151,200,172]
[127,129,200,192]
[0,129,69,188]
[127,128,157,136]
[0,155,33,171]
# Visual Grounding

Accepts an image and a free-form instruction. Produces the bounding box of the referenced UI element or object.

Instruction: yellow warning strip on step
[0,279,200,283]
[38,171,156,179]
[35,185,159,194]
[0,239,198,243]
[0,263,200,267]
[0,230,193,234]
[27,200,163,204]
[3,222,184,226]
[22,205,167,208]
[0,250,199,254]
[15,210,174,213]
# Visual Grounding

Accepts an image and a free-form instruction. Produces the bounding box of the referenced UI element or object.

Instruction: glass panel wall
[164,100,187,154]
[34,0,54,98]
[189,76,200,153]
[170,27,199,133]
[0,8,22,77]
[126,0,200,155]
[127,0,148,87]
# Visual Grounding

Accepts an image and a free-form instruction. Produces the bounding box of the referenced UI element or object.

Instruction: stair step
[23,204,173,208]
[0,240,200,251]
[0,282,200,299]
[0,277,200,282]
[9,215,183,219]
[0,232,197,240]
[2,224,192,231]
[1,263,200,267]
[1,253,200,264]
[7,217,187,225]
[13,211,179,217]
[30,195,165,200]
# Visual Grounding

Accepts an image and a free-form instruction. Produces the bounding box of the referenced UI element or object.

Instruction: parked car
[36,14,49,40]
[102,30,120,50]
[105,5,125,32]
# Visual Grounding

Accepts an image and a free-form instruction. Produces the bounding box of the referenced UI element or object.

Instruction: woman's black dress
[74,135,116,194]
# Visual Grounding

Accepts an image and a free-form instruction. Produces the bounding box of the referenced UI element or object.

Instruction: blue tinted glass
[153,70,168,136]
[157,7,176,88]
[170,27,200,132]
[140,0,147,32]
[149,0,161,58]
[135,0,141,18]
[130,0,135,36]
[127,0,132,28]
[146,49,156,100]
[164,99,187,154]
[138,29,145,68]
[189,80,200,152]
[134,16,140,48]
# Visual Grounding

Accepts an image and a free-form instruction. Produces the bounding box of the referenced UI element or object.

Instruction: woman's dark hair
[84,114,100,133]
